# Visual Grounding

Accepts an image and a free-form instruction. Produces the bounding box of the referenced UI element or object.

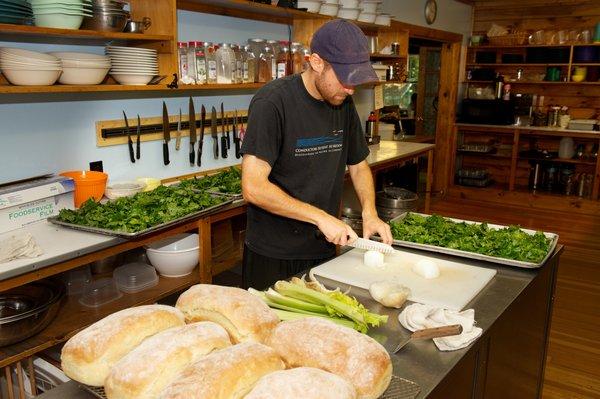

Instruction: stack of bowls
[48,51,110,85]
[82,0,129,32]
[105,45,158,85]
[0,0,33,25]
[29,0,93,29]
[337,0,360,20]
[358,0,381,23]
[0,47,62,85]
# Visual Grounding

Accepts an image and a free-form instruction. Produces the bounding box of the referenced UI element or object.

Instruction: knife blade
[123,110,135,163]
[198,104,205,167]
[220,103,228,158]
[211,106,218,159]
[175,108,182,151]
[162,101,170,165]
[233,110,241,159]
[393,324,463,353]
[189,97,196,166]
[136,114,141,160]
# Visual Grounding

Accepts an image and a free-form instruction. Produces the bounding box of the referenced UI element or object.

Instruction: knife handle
[189,144,195,165]
[136,137,140,160]
[163,142,170,165]
[412,324,463,340]
[128,138,135,163]
[221,136,228,158]
[213,138,219,159]
[197,140,203,167]
[227,132,231,149]
[234,139,241,159]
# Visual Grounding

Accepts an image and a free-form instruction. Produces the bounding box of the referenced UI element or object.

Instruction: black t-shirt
[241,74,369,260]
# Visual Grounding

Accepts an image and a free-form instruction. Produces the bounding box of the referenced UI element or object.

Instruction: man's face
[314,63,355,106]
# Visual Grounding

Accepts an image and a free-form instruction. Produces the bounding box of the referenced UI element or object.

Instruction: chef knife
[162,101,170,165]
[393,324,463,353]
[136,114,141,160]
[220,101,230,150]
[198,104,205,167]
[122,110,135,163]
[233,110,241,159]
[189,97,196,166]
[175,108,182,151]
[220,103,228,159]
[211,106,219,159]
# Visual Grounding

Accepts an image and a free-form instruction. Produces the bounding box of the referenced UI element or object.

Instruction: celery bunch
[249,277,388,333]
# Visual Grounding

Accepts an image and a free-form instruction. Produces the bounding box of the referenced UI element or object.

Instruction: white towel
[0,233,43,264]
[398,303,482,351]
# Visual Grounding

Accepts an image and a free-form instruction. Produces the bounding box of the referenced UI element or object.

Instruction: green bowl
[33,12,83,29]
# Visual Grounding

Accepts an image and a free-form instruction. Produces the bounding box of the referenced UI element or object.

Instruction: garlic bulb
[363,250,385,269]
[369,281,411,308]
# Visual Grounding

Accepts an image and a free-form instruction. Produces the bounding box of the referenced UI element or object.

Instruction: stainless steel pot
[375,187,418,209]
[123,17,151,33]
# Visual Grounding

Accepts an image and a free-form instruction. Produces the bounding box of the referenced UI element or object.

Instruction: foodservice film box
[0,175,74,234]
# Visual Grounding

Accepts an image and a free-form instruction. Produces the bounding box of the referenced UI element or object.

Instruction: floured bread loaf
[158,342,284,399]
[266,318,392,399]
[244,367,357,399]
[175,284,279,343]
[105,322,231,399]
[61,305,185,386]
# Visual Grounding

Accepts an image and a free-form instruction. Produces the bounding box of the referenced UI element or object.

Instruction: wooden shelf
[466,63,569,67]
[0,269,200,368]
[370,53,406,61]
[0,23,173,46]
[463,80,600,85]
[458,151,513,159]
[468,44,600,50]
[518,156,597,166]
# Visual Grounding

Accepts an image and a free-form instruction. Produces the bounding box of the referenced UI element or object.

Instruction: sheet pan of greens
[178,167,243,200]
[388,212,559,269]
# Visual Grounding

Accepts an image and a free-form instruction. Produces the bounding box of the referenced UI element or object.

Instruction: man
[240,19,393,290]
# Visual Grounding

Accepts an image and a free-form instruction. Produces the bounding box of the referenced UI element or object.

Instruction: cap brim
[330,60,380,86]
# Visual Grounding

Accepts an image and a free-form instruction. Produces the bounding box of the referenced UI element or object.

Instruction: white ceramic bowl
[338,0,359,8]
[357,11,376,23]
[105,181,146,199]
[61,60,111,68]
[374,13,391,26]
[58,66,109,84]
[2,68,61,85]
[30,0,89,4]
[145,233,199,277]
[34,13,84,29]
[0,47,60,62]
[110,73,154,85]
[359,0,381,13]
[319,2,339,16]
[337,7,360,19]
[48,51,109,61]
[297,0,322,12]
[1,63,62,71]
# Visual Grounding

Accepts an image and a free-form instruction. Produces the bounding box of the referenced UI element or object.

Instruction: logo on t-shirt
[294,130,344,157]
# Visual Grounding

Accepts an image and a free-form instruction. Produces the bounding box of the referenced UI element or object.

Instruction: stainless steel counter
[37,246,560,398]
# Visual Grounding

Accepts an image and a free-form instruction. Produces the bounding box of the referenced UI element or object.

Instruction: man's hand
[362,214,393,244]
[317,213,358,246]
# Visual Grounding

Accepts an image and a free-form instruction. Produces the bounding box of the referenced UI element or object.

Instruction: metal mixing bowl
[0,280,65,347]
[81,12,128,32]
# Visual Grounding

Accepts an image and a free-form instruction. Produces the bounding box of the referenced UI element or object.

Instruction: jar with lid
[560,167,575,195]
[232,44,243,84]
[258,45,274,83]
[302,45,311,71]
[276,40,291,79]
[247,38,265,82]
[266,39,279,79]
[243,44,255,83]
[216,43,234,84]
[290,42,304,74]
[205,42,217,84]
[187,41,202,84]
[194,42,207,84]
[177,42,189,84]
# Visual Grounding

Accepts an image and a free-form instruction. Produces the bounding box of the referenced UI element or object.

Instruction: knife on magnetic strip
[211,106,219,159]
[162,101,170,165]
[220,102,228,158]
[198,104,205,167]
[189,97,196,166]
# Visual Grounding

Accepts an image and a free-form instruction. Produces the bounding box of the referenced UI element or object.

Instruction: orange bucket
[60,170,108,208]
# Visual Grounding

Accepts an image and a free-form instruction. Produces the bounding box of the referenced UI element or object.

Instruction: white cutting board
[312,248,497,311]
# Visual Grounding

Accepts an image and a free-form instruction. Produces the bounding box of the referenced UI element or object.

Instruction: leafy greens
[178,167,241,195]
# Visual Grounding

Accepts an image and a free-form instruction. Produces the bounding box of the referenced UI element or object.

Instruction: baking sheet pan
[47,198,233,239]
[388,212,559,269]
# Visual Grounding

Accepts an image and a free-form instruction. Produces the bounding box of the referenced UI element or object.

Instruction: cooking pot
[375,187,418,209]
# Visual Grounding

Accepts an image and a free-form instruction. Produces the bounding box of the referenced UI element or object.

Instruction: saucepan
[123,17,151,34]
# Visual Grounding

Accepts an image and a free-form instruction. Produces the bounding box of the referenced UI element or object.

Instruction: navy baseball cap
[310,19,378,86]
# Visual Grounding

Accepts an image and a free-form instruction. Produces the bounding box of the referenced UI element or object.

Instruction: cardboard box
[0,175,74,234]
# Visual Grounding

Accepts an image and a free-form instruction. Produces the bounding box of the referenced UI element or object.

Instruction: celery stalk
[265,288,328,314]
[273,309,356,330]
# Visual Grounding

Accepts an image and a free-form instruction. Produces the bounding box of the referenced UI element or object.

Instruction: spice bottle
[195,42,207,84]
[177,42,189,84]
[232,44,244,84]
[276,40,291,79]
[258,45,274,83]
[290,42,304,74]
[205,42,217,84]
[247,39,265,83]
[243,44,255,83]
[266,40,279,80]
[216,43,234,84]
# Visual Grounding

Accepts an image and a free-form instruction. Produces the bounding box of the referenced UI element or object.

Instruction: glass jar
[290,42,304,74]
[195,42,207,84]
[177,42,189,84]
[248,38,265,82]
[276,40,291,79]
[243,44,255,83]
[205,42,217,84]
[258,45,274,83]
[266,39,279,80]
[187,41,202,84]
[216,43,234,84]
[302,44,311,72]
[232,44,244,84]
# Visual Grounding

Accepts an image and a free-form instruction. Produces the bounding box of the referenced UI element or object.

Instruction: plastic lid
[79,278,122,308]
[113,262,159,294]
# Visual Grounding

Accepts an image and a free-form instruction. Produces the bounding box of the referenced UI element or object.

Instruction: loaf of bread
[104,322,231,399]
[158,342,285,399]
[266,318,392,399]
[244,367,357,399]
[175,284,279,343]
[61,305,185,386]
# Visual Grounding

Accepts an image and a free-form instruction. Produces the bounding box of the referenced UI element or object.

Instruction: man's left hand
[362,215,393,245]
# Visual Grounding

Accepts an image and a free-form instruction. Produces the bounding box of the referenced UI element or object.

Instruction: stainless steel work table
[38,245,560,398]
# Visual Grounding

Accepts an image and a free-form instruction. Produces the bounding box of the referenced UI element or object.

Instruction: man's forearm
[348,161,377,217]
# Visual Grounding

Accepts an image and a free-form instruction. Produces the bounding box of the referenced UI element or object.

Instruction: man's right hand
[317,214,358,246]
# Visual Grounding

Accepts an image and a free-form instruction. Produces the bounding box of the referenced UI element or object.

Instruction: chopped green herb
[178,167,241,194]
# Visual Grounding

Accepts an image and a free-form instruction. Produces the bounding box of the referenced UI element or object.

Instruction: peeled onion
[412,259,440,279]
[369,281,411,308]
[363,250,385,269]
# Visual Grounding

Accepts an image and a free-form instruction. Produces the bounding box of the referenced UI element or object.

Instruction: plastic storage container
[63,265,91,296]
[79,277,122,308]
[113,262,159,294]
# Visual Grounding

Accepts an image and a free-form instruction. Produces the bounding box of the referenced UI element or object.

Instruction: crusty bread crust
[266,318,392,399]
[175,284,279,343]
